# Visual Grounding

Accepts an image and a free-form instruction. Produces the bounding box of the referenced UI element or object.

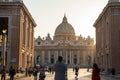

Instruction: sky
[23,0,109,40]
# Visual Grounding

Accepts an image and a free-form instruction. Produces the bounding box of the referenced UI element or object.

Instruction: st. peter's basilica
[34,15,95,67]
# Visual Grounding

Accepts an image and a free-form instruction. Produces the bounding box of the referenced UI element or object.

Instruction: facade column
[48,50,50,64]
[29,24,32,50]
[60,50,62,56]
[34,50,37,64]
[25,53,27,68]
[77,50,80,64]
[71,50,73,64]
[42,50,45,65]
[66,50,68,64]
[22,53,25,68]
[57,50,58,59]
[26,19,29,48]
[56,50,58,62]
[26,55,29,68]
[7,16,11,69]
[70,50,72,64]
[83,51,86,66]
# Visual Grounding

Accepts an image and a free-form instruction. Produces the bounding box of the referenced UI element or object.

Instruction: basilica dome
[54,15,76,41]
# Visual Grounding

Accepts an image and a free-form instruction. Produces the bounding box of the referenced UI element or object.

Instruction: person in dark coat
[33,66,38,80]
[39,66,45,80]
[92,63,100,80]
[9,66,16,80]
[74,66,79,78]
[0,65,6,80]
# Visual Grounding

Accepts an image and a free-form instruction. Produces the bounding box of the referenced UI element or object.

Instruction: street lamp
[2,29,7,66]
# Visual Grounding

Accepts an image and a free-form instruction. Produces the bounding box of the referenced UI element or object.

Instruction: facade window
[51,58,54,64]
[88,42,90,45]
[74,58,77,64]
[68,60,70,64]
[0,51,1,57]
[38,42,40,45]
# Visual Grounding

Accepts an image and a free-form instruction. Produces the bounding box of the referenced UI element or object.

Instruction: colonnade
[35,49,94,67]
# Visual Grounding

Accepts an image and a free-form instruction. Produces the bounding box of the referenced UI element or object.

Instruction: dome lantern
[62,14,68,23]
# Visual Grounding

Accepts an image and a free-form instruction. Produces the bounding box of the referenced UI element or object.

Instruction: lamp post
[2,29,7,66]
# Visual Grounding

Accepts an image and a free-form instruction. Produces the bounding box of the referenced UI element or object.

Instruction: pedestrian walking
[92,63,100,80]
[0,65,6,80]
[74,66,79,79]
[9,66,16,80]
[49,66,52,74]
[111,68,115,75]
[54,56,67,80]
[39,66,45,80]
[33,66,38,80]
[28,66,33,77]
[25,67,28,76]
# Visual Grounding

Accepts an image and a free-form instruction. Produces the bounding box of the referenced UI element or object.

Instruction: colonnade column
[71,51,73,65]
[77,50,80,64]
[83,51,86,65]
[56,50,58,63]
[66,50,68,64]
[48,50,50,64]
[70,50,72,64]
[41,51,44,65]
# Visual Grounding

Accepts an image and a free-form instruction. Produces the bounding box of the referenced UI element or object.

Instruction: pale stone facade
[35,16,95,67]
[0,0,36,69]
[94,0,120,72]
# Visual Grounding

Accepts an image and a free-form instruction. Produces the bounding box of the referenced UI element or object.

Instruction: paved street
[15,68,91,80]
[14,68,120,80]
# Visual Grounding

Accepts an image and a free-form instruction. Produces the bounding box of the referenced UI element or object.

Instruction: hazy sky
[23,0,109,39]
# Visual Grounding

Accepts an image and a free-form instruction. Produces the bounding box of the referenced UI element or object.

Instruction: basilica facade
[34,16,95,67]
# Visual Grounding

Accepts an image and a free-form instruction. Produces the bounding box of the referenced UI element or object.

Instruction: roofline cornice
[21,2,37,27]
[0,2,37,27]
[93,2,120,27]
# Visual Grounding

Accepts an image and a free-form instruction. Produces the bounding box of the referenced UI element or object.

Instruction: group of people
[0,65,16,80]
[25,65,46,80]
[28,56,100,80]
[0,56,101,80]
[54,56,101,80]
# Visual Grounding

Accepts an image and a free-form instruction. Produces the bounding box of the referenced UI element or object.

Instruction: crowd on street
[0,56,120,80]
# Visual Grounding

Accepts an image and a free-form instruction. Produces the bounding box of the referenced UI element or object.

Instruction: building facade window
[0,51,1,57]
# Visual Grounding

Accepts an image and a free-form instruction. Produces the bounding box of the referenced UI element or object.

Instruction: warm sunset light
[23,0,109,40]
[0,0,120,80]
